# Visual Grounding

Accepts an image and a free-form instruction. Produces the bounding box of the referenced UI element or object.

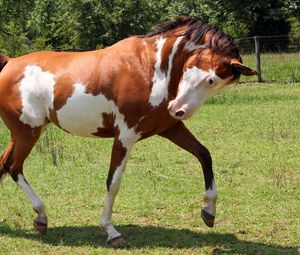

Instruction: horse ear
[231,59,258,76]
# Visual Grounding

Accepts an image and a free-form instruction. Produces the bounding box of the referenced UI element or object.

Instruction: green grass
[240,52,300,83]
[0,83,300,255]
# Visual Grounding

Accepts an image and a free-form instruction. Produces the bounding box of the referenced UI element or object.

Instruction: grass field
[240,52,300,83]
[0,83,299,255]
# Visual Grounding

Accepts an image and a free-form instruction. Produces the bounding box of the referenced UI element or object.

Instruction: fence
[235,35,300,83]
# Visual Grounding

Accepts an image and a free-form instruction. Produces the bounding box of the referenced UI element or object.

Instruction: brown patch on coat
[159,37,174,73]
[167,39,189,99]
[106,127,127,190]
[48,75,76,127]
[92,113,115,138]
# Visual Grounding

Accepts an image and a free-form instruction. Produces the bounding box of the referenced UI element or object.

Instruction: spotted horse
[0,17,257,247]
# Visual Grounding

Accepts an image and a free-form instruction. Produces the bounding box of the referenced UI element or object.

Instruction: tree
[0,0,34,55]
[0,0,297,56]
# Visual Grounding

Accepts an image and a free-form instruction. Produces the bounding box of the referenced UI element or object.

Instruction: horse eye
[208,78,214,85]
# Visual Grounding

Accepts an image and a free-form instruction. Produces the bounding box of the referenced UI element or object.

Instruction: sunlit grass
[0,83,299,254]
[240,52,300,83]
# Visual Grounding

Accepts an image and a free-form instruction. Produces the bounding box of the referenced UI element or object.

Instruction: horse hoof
[201,209,215,228]
[33,220,48,235]
[107,235,126,248]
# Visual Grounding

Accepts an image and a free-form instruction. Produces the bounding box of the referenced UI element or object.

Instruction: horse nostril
[175,110,185,117]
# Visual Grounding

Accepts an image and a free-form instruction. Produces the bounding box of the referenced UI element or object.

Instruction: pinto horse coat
[0,17,256,246]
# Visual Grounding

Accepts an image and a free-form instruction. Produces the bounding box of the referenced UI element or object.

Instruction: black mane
[146,16,240,57]
[146,16,197,37]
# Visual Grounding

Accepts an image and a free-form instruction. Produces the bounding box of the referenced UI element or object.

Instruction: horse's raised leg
[159,121,217,227]
[1,126,48,234]
[100,134,134,247]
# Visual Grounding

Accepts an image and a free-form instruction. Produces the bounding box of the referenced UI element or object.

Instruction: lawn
[0,83,299,255]
[240,52,300,83]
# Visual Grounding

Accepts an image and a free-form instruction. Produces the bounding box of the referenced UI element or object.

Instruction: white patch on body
[204,180,218,216]
[56,83,112,137]
[19,65,55,127]
[149,36,184,107]
[57,83,141,143]
[168,66,223,119]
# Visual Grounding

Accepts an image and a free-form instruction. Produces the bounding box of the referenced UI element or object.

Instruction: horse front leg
[100,134,135,247]
[159,121,217,227]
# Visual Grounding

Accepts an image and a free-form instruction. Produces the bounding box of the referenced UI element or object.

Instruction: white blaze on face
[149,36,184,107]
[19,65,55,127]
[168,66,223,120]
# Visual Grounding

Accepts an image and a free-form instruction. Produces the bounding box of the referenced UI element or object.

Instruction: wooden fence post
[254,36,262,82]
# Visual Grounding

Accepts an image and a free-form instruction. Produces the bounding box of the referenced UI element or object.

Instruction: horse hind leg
[0,141,14,183]
[17,173,48,234]
[2,126,48,234]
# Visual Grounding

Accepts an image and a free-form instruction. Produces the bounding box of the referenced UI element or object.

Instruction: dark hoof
[33,220,48,235]
[107,235,127,248]
[201,209,215,227]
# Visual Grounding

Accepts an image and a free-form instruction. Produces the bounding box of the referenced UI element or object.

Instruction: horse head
[155,17,258,120]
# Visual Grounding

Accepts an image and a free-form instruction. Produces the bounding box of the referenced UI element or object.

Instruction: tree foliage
[0,0,298,56]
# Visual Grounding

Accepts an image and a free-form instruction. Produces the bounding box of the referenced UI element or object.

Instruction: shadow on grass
[0,224,297,254]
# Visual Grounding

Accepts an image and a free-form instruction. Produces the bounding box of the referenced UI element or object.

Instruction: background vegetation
[0,0,300,56]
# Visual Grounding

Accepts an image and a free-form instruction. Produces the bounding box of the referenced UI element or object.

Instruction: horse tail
[0,54,10,73]
[0,54,11,182]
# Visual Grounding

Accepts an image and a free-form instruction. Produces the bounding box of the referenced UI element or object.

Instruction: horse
[0,16,257,247]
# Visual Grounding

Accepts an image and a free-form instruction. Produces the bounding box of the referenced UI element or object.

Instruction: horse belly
[56,83,115,137]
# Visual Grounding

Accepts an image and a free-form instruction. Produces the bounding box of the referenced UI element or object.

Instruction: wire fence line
[236,35,300,83]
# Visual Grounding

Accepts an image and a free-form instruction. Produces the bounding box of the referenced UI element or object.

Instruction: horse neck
[149,35,194,100]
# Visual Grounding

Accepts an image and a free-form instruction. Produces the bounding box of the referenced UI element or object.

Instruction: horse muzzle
[168,100,193,120]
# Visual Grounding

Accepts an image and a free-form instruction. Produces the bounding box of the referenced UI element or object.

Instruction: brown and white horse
[0,17,256,246]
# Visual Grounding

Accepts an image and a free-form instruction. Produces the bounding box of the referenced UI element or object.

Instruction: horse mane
[146,16,240,58]
[146,16,197,37]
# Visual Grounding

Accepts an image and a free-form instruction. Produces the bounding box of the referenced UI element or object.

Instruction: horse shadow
[0,224,298,254]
